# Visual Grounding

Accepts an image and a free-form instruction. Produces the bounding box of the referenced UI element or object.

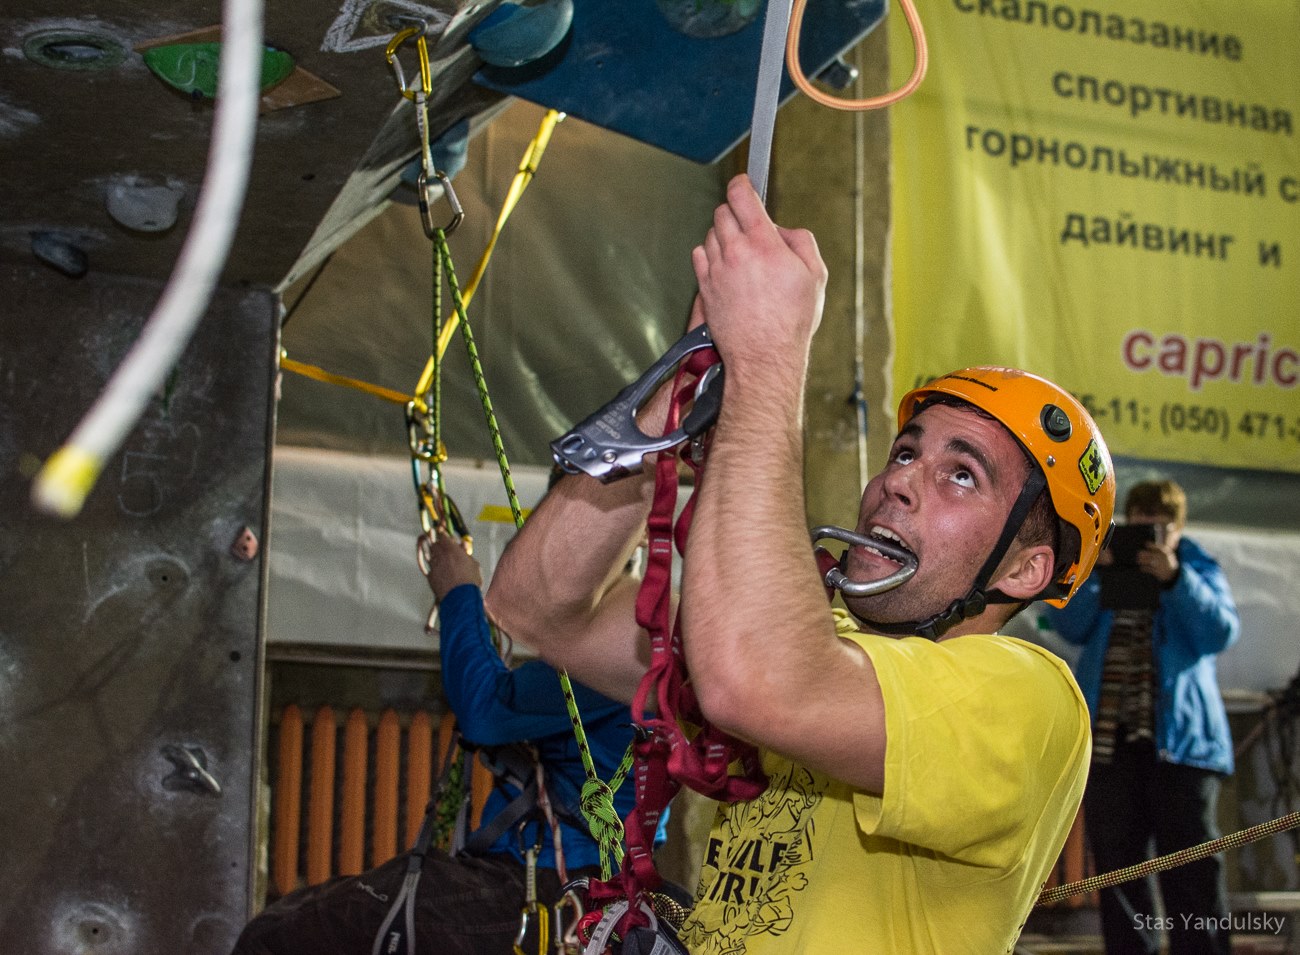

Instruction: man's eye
[951,468,976,488]
[892,449,915,465]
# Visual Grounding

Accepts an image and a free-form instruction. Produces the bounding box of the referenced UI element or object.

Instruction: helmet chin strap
[852,467,1048,641]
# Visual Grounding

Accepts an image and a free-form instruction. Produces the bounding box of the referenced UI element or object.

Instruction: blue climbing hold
[469,0,574,68]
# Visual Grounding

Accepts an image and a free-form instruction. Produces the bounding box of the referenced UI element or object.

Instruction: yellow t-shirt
[677,611,1090,954]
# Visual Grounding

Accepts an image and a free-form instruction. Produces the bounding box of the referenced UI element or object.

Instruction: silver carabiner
[418,169,464,238]
[810,525,918,597]
[554,882,586,955]
[550,324,721,482]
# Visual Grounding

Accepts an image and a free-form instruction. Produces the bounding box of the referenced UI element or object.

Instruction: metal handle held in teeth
[810,525,917,597]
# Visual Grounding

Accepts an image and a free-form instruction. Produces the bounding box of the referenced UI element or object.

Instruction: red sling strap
[582,348,768,939]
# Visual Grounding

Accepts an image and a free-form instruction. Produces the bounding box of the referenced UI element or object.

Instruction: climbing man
[485,174,1116,954]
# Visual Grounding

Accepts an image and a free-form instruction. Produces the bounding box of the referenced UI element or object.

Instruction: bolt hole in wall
[22,30,127,70]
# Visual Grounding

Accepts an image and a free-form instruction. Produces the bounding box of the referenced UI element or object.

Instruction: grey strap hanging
[746,0,796,204]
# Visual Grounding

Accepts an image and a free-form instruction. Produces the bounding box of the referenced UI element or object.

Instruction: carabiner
[385,25,432,101]
[513,838,546,955]
[407,421,447,466]
[554,883,586,955]
[416,491,473,551]
[512,908,534,955]
[810,525,918,597]
[417,169,464,238]
[513,904,550,955]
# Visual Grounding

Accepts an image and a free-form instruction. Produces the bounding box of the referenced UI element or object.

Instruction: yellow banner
[890,1,1300,472]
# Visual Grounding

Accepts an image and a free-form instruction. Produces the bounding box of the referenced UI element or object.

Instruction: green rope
[430,236,445,516]
[432,230,631,881]
[434,232,524,529]
[431,748,470,850]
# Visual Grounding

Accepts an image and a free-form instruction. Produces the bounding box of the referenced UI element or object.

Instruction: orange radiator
[269,704,493,899]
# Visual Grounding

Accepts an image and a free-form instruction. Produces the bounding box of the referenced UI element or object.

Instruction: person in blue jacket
[426,530,672,877]
[1045,479,1239,955]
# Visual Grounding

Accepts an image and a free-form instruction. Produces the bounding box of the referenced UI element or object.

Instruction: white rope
[33,0,265,517]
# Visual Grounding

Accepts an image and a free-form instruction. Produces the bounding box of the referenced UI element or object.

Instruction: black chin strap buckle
[914,589,988,641]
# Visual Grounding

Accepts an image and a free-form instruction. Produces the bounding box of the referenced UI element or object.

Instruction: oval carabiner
[512,907,533,955]
[385,25,432,101]
[417,169,464,238]
[809,525,918,597]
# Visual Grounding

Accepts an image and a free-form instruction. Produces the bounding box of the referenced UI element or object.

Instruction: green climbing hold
[142,43,295,99]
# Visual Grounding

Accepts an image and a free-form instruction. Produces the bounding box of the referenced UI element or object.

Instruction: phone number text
[1075,394,1300,444]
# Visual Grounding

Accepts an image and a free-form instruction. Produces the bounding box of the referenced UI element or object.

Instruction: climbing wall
[0,263,278,953]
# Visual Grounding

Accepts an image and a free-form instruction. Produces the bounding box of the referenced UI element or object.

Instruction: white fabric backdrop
[269,446,1300,694]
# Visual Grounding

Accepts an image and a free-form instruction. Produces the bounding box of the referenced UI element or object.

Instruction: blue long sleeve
[438,583,623,745]
[1041,536,1238,773]
[436,583,668,869]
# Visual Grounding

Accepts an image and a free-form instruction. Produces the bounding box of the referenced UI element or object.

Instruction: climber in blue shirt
[428,530,671,873]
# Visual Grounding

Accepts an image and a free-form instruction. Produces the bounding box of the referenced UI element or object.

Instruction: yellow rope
[280,354,411,405]
[1037,810,1300,906]
[415,109,564,397]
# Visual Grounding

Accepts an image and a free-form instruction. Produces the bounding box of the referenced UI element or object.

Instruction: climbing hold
[31,232,88,278]
[142,42,295,99]
[656,0,762,39]
[429,119,471,180]
[105,176,185,233]
[469,0,573,68]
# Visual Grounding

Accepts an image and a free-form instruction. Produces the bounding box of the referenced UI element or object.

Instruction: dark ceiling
[1,0,508,291]
[0,0,891,297]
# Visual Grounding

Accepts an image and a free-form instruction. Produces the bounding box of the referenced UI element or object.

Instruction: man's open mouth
[862,525,917,567]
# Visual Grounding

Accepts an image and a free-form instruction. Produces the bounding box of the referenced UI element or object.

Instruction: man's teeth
[865,526,914,563]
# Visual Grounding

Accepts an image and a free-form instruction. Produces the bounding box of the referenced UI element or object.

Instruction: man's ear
[992,544,1056,600]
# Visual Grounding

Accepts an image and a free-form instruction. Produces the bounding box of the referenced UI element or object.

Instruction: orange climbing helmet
[899,366,1116,608]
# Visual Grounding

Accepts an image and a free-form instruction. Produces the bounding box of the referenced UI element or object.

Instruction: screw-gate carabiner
[418,169,464,238]
[385,25,432,100]
[809,525,918,597]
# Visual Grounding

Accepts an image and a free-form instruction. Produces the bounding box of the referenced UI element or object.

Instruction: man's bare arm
[484,379,681,704]
[681,176,888,793]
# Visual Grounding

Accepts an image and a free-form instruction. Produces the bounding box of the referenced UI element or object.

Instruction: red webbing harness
[580,349,769,941]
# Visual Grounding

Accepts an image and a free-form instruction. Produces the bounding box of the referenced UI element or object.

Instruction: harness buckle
[550,325,722,482]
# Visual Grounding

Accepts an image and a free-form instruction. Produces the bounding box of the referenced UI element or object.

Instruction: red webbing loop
[587,347,768,938]
[814,546,841,601]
